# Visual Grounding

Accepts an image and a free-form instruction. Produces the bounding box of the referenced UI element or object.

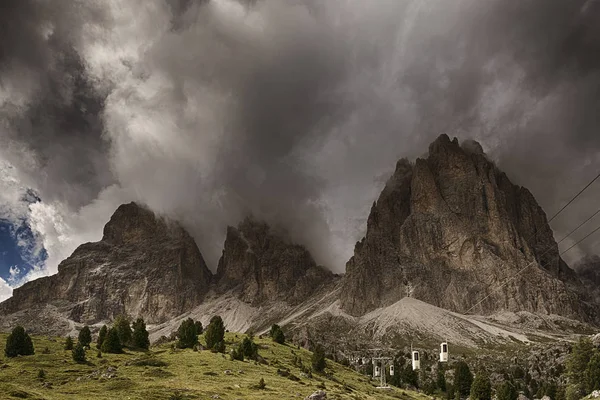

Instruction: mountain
[215,218,334,306]
[574,255,600,304]
[340,134,596,322]
[0,202,212,325]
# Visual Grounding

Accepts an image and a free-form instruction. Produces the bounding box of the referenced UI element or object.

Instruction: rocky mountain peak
[216,217,334,305]
[341,135,596,322]
[1,202,212,325]
[102,202,178,244]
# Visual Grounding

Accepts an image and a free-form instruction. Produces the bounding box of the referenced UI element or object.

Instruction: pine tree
[4,326,35,357]
[72,342,86,363]
[114,315,133,347]
[270,324,285,344]
[205,316,225,350]
[240,337,258,360]
[64,336,74,350]
[437,368,447,392]
[101,327,123,354]
[96,325,107,349]
[78,326,92,348]
[454,361,473,397]
[470,372,491,400]
[194,320,203,334]
[176,318,198,349]
[311,344,327,373]
[586,350,600,393]
[496,382,518,400]
[132,318,150,350]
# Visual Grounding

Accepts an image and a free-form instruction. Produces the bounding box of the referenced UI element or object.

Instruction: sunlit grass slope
[0,332,429,400]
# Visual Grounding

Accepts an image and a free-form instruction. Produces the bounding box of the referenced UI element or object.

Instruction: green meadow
[0,332,428,400]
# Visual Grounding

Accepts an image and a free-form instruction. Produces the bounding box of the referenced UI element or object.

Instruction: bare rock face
[0,202,212,324]
[215,218,334,305]
[574,255,600,305]
[341,134,596,321]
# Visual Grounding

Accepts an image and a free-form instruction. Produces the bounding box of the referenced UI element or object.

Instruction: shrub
[176,318,198,349]
[64,336,74,350]
[101,327,123,354]
[257,378,266,389]
[311,344,326,373]
[205,316,225,350]
[114,315,132,347]
[37,369,46,380]
[132,318,150,350]
[212,341,225,354]
[72,342,86,363]
[5,326,35,357]
[78,326,92,348]
[96,325,107,349]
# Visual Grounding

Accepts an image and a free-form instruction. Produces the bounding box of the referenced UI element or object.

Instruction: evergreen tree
[586,350,600,393]
[240,336,258,360]
[437,368,447,392]
[78,326,92,348]
[269,324,285,344]
[96,325,107,349]
[176,318,198,349]
[470,372,491,400]
[132,318,150,350]
[64,336,74,350]
[101,327,123,354]
[213,340,226,353]
[400,364,419,388]
[114,315,133,347]
[496,382,518,400]
[72,342,86,363]
[567,337,594,385]
[4,326,35,357]
[454,361,474,397]
[205,316,225,350]
[311,344,327,373]
[194,320,203,335]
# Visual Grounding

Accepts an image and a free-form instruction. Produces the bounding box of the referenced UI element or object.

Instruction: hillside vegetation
[0,332,428,400]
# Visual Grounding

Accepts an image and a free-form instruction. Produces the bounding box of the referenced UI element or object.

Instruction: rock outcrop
[574,255,600,305]
[341,134,596,322]
[0,202,212,324]
[215,218,334,305]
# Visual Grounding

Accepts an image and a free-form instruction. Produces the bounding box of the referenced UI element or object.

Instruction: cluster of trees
[231,336,259,361]
[565,337,600,400]
[65,315,151,362]
[176,316,225,353]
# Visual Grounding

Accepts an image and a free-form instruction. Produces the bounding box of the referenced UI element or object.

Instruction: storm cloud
[0,0,599,281]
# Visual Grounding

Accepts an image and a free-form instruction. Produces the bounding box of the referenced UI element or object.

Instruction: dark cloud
[0,0,112,208]
[1,0,599,275]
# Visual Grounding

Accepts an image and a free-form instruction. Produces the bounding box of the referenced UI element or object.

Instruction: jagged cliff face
[215,218,334,305]
[0,202,212,324]
[574,256,600,304]
[341,134,595,321]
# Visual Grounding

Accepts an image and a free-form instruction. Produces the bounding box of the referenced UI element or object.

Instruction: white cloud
[0,278,13,302]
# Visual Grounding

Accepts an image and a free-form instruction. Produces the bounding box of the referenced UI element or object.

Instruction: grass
[0,332,429,400]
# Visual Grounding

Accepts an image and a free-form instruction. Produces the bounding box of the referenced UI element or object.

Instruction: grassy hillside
[0,332,428,400]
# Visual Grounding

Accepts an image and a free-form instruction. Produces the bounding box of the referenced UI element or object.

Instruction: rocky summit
[341,134,597,322]
[0,202,212,325]
[215,217,334,306]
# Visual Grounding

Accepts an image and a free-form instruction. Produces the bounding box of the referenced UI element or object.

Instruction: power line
[560,224,600,256]
[463,222,600,316]
[548,172,600,223]
[556,207,600,245]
